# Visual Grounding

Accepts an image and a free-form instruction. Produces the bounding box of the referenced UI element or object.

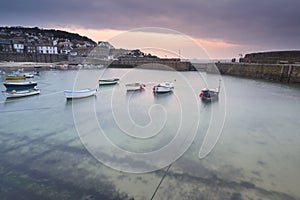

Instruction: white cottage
[13,43,24,53]
[36,44,58,54]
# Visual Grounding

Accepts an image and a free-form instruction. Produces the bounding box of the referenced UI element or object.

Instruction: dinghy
[99,78,119,85]
[5,87,40,98]
[153,82,174,93]
[126,83,146,91]
[64,88,97,99]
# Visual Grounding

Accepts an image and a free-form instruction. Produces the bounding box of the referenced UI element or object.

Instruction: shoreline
[0,61,56,70]
[1,61,300,84]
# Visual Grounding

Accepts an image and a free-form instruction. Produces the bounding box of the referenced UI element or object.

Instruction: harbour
[0,68,300,199]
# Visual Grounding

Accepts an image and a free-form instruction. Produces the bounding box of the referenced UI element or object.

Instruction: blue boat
[3,81,38,91]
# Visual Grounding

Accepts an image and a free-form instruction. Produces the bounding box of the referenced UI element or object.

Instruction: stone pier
[215,62,300,83]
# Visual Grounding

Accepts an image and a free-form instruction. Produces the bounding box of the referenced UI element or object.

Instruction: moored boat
[11,68,34,78]
[199,88,219,101]
[3,81,38,91]
[5,87,40,98]
[199,80,221,101]
[5,74,26,80]
[23,72,34,78]
[99,78,120,85]
[153,82,174,93]
[64,88,97,99]
[125,83,146,91]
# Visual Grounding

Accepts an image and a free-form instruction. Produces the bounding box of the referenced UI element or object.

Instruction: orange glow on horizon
[56,27,241,59]
[195,38,239,48]
[58,27,124,42]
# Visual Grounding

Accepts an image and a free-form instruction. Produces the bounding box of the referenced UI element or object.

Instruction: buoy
[199,93,203,97]
[12,90,16,93]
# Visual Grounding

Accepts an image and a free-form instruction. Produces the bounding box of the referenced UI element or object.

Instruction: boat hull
[4,81,38,91]
[23,73,34,78]
[201,95,219,102]
[64,88,97,99]
[153,86,173,93]
[200,89,219,102]
[99,78,119,85]
[153,82,174,93]
[6,89,40,98]
[126,83,145,91]
[5,75,26,80]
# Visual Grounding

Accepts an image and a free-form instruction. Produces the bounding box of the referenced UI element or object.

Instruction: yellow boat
[5,75,26,80]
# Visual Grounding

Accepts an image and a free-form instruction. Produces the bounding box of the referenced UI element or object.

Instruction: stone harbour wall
[244,51,300,64]
[0,52,68,63]
[110,59,194,71]
[215,62,300,83]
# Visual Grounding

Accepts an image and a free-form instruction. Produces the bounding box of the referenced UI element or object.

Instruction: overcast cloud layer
[1,0,300,49]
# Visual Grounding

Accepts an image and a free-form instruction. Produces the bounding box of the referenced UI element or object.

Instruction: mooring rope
[150,163,172,200]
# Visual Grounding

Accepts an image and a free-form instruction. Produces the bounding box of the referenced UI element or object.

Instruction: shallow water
[0,68,299,199]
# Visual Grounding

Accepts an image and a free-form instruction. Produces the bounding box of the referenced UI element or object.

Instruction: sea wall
[68,56,194,71]
[0,52,68,63]
[110,59,194,71]
[215,62,300,83]
[243,51,300,64]
[192,63,220,73]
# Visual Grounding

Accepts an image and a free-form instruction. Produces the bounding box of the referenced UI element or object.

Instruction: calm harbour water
[0,68,299,200]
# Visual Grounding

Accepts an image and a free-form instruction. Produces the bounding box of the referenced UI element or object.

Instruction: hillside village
[0,27,97,55]
[0,27,160,63]
[0,26,194,71]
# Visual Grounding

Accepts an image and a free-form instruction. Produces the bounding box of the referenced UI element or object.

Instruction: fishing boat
[199,80,221,101]
[5,74,26,80]
[125,83,146,91]
[5,87,40,98]
[153,82,174,93]
[99,78,119,85]
[64,88,97,99]
[3,81,38,91]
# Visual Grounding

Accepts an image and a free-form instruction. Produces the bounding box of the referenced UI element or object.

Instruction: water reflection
[0,69,299,199]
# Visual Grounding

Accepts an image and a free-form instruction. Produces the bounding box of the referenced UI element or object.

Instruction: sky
[1,0,300,59]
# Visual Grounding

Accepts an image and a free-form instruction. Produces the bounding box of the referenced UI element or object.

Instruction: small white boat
[64,88,97,99]
[99,78,119,85]
[153,82,174,93]
[23,72,34,78]
[125,83,146,91]
[5,87,40,98]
